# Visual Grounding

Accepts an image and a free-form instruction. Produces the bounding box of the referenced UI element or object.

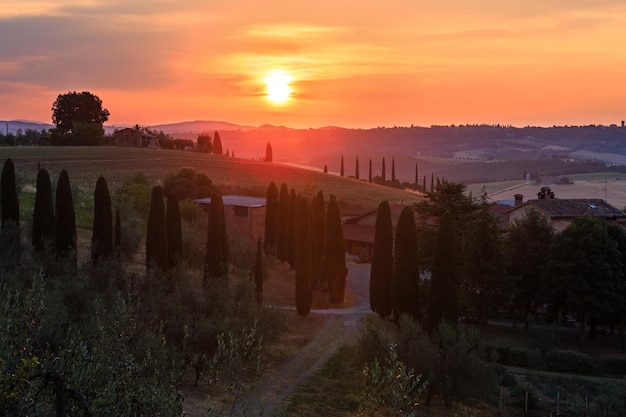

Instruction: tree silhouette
[324,195,347,304]
[264,182,278,254]
[287,188,297,268]
[213,131,223,155]
[311,190,325,289]
[203,193,228,287]
[51,91,109,133]
[370,201,393,317]
[55,169,77,270]
[392,206,420,322]
[146,186,168,271]
[265,142,273,162]
[295,196,313,316]
[166,192,182,269]
[355,157,360,179]
[1,158,19,232]
[340,155,344,177]
[92,176,113,263]
[276,183,290,262]
[32,168,54,250]
[391,157,396,182]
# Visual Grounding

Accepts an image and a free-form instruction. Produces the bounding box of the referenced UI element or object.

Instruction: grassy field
[3,146,421,228]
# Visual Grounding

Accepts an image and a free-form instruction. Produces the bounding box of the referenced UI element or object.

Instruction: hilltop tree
[264,182,278,254]
[32,168,54,250]
[392,206,420,322]
[276,183,290,262]
[203,193,228,287]
[51,91,109,133]
[295,196,313,316]
[92,176,113,263]
[265,142,273,162]
[254,238,264,303]
[55,169,77,269]
[325,195,347,304]
[340,155,345,177]
[196,133,212,153]
[1,158,19,232]
[166,192,182,269]
[428,211,458,333]
[146,186,168,271]
[370,201,393,317]
[212,131,223,155]
[355,157,360,179]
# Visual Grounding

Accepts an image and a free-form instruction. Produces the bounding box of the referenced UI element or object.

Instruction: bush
[544,350,594,374]
[484,346,530,368]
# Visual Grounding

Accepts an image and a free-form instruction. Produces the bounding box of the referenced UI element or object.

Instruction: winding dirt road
[231,263,372,416]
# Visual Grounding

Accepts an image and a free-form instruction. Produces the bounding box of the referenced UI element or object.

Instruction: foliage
[167,192,182,270]
[203,193,228,288]
[324,195,347,304]
[55,169,77,270]
[32,168,54,250]
[264,181,278,254]
[276,183,290,262]
[544,350,595,374]
[91,176,113,263]
[196,132,213,153]
[311,190,325,289]
[392,206,420,322]
[265,141,273,162]
[114,172,152,219]
[178,198,203,223]
[1,158,20,231]
[162,166,217,201]
[428,211,459,333]
[484,346,530,367]
[212,131,223,155]
[146,185,168,271]
[51,91,109,134]
[370,201,393,318]
[295,195,313,316]
[362,343,426,417]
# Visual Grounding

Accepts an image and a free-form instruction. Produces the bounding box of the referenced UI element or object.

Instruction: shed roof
[195,195,266,208]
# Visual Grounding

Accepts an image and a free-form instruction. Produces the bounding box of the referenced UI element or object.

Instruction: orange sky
[1,0,626,129]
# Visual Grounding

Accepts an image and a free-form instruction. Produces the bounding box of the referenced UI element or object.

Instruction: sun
[264,70,293,104]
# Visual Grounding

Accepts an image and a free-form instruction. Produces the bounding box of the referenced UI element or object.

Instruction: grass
[5,146,421,221]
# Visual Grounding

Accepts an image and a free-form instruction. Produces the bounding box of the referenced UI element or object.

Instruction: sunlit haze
[1,0,626,128]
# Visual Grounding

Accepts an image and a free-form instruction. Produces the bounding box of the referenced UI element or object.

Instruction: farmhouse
[504,187,626,232]
[195,195,266,242]
[113,127,159,148]
[342,203,409,263]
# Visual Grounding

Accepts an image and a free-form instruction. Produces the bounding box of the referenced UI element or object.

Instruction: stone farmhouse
[113,127,159,148]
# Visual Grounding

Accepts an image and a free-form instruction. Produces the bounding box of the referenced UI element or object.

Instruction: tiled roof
[519,199,625,218]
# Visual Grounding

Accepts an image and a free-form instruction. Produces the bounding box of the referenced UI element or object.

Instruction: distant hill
[148,120,257,136]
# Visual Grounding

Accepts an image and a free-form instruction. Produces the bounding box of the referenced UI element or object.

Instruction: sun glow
[264,70,293,104]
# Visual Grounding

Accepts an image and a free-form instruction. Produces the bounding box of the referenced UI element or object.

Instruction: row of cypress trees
[264,181,347,316]
[369,200,458,332]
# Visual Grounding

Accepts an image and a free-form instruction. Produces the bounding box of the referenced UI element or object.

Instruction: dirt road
[231,263,372,416]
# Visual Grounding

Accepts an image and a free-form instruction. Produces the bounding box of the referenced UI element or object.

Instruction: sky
[1,0,626,129]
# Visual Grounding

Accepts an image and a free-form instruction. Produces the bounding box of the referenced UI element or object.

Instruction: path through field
[231,263,372,416]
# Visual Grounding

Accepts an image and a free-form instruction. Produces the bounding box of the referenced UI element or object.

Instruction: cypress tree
[1,158,19,231]
[55,169,77,269]
[355,157,360,179]
[427,211,459,333]
[430,173,434,192]
[213,131,223,155]
[382,157,386,182]
[265,142,273,162]
[287,188,297,268]
[203,193,228,287]
[415,163,418,185]
[368,159,372,183]
[254,237,264,303]
[146,185,168,271]
[32,168,54,250]
[166,191,182,269]
[324,195,347,304]
[422,175,426,191]
[91,176,113,263]
[276,183,290,262]
[264,181,278,254]
[295,196,313,316]
[369,201,393,317]
[312,190,325,289]
[115,207,121,249]
[391,157,396,182]
[392,206,420,322]
[340,155,344,177]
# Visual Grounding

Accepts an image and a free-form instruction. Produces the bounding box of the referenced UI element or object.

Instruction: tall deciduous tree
[166,192,182,269]
[392,206,420,322]
[265,142,273,162]
[32,168,54,250]
[1,158,19,231]
[428,211,458,333]
[276,183,290,262]
[264,182,278,254]
[92,176,113,263]
[203,193,228,287]
[370,201,393,317]
[212,131,223,155]
[324,195,347,304]
[543,217,622,345]
[505,209,554,329]
[55,169,77,269]
[146,186,168,271]
[254,237,264,303]
[51,91,109,133]
[295,196,313,316]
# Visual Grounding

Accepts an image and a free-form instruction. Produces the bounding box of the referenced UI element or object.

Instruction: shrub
[544,350,594,374]
[484,346,530,368]
[179,198,203,223]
